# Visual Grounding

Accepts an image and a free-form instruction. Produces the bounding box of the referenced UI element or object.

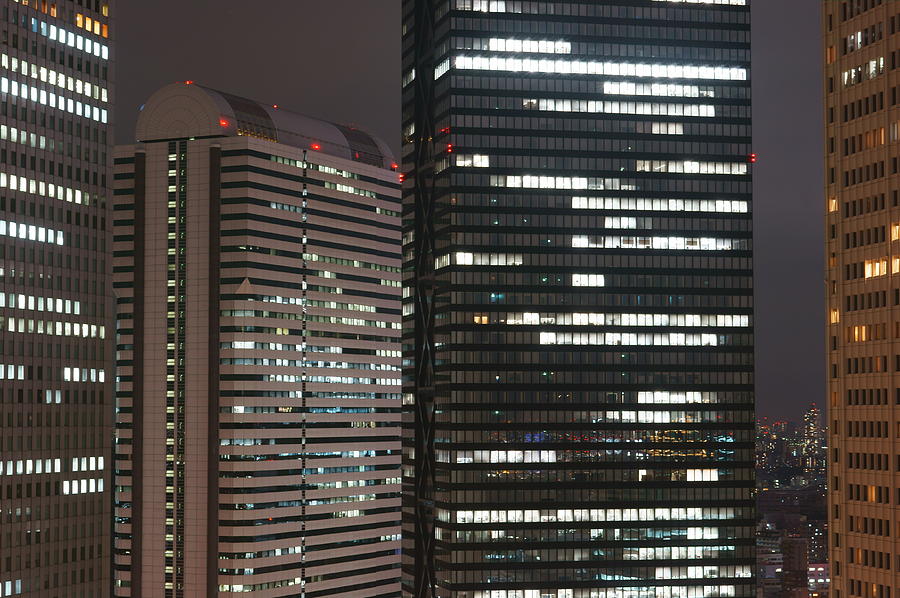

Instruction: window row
[452,55,748,81]
[472,311,750,328]
[0,77,108,123]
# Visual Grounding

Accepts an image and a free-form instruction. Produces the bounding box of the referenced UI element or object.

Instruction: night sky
[117,0,823,423]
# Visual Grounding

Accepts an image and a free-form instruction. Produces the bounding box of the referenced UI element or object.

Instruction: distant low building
[781,537,810,597]
[808,563,830,597]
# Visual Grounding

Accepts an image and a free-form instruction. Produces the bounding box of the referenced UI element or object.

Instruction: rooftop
[134,82,395,169]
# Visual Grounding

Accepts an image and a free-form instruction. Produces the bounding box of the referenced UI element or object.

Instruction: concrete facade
[0,1,114,596]
[113,83,401,597]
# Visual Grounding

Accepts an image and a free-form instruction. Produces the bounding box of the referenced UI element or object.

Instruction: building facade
[0,1,114,596]
[402,1,754,598]
[112,83,401,597]
[824,2,900,597]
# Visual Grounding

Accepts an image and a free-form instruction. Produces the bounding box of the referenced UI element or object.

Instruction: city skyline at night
[112,0,824,423]
[0,1,834,598]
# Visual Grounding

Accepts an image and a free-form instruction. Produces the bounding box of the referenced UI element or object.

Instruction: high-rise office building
[0,1,114,596]
[402,1,754,597]
[824,3,900,598]
[801,403,825,474]
[112,83,401,597]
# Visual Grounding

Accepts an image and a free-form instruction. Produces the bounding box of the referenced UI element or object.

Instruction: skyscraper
[0,1,114,596]
[801,403,825,474]
[402,1,754,597]
[824,2,900,597]
[113,83,401,597]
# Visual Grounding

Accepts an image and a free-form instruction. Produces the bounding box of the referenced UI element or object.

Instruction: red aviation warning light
[749,153,758,163]
[311,143,321,151]
[218,118,229,128]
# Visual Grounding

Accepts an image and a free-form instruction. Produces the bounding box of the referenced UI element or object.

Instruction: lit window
[455,154,490,167]
[487,38,571,55]
[864,257,888,278]
[572,273,604,287]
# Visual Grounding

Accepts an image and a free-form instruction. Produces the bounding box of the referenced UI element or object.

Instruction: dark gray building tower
[0,1,114,597]
[401,1,755,598]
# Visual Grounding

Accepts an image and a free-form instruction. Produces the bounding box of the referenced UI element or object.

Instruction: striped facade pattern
[112,90,401,597]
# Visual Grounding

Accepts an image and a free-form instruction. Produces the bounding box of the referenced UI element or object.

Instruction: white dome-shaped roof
[135,82,395,169]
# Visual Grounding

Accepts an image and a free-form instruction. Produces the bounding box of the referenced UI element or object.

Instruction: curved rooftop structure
[135,82,395,169]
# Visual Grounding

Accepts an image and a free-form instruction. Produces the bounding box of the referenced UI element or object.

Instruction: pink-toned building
[112,83,401,597]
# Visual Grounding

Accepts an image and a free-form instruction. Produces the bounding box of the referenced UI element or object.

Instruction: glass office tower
[0,1,114,597]
[401,1,754,598]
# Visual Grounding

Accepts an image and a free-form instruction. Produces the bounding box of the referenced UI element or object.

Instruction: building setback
[112,83,401,597]
[402,1,754,597]
[824,2,900,597]
[0,1,114,596]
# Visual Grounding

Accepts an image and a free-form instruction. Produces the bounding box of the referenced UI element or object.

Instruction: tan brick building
[825,2,900,597]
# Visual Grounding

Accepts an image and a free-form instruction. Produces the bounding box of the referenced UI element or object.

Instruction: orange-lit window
[864,257,888,278]
[826,46,836,64]
[473,315,489,325]
[892,223,900,240]
[85,17,92,32]
[76,13,84,27]
[93,20,100,36]
[50,3,56,17]
[828,197,838,212]
[893,256,900,273]
[831,391,838,407]
[101,3,109,16]
[848,325,871,342]
[830,309,840,324]
[102,24,108,38]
